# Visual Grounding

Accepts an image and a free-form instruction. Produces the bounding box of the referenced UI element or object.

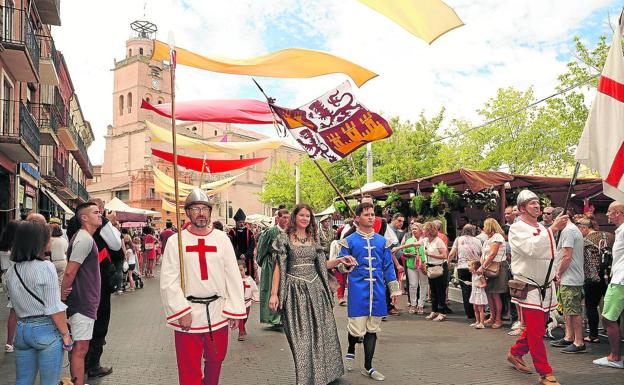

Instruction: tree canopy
[258,32,611,211]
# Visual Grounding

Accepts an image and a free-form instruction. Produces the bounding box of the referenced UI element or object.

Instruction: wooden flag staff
[251,78,355,217]
[168,36,186,294]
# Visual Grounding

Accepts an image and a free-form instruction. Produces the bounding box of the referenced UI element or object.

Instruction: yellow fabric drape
[147,121,283,155]
[153,167,242,192]
[155,177,237,199]
[152,40,377,87]
[162,199,182,213]
[359,0,463,44]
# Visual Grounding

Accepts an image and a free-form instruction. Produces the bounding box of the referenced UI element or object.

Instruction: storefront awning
[41,187,74,218]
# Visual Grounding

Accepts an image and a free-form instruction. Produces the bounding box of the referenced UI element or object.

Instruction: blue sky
[53,0,622,164]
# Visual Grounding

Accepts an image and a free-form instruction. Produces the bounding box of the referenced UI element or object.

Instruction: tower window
[157,98,164,104]
[119,94,124,116]
[127,92,133,113]
[128,49,132,57]
[214,130,217,136]
[139,48,144,55]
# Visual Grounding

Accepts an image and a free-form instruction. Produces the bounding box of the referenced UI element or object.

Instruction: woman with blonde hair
[478,218,509,328]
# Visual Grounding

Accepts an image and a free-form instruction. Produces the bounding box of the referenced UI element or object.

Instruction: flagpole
[250,78,355,217]
[198,153,208,187]
[168,36,186,295]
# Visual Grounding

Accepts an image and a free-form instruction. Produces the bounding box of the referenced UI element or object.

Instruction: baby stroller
[122,262,144,290]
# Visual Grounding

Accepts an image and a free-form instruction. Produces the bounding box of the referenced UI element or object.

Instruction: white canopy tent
[105,197,159,215]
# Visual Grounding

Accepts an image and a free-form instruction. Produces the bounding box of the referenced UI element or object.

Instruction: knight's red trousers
[510,307,553,376]
[238,307,251,336]
[335,270,347,300]
[174,327,229,385]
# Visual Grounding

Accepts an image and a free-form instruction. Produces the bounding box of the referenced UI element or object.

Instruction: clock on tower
[151,79,160,90]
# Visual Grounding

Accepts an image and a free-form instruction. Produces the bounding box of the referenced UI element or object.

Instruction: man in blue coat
[339,202,401,381]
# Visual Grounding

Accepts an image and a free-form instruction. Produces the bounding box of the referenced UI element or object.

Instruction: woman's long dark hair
[286,204,317,239]
[10,221,50,263]
[0,220,19,252]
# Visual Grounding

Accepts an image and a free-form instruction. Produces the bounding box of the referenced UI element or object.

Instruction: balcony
[32,103,59,146]
[70,129,92,178]
[36,34,59,85]
[58,172,78,200]
[34,0,61,26]
[77,181,89,202]
[58,116,77,151]
[0,100,39,163]
[40,152,66,186]
[0,5,40,82]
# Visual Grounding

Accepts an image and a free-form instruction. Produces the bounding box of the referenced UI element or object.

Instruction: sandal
[583,336,600,343]
[491,323,503,329]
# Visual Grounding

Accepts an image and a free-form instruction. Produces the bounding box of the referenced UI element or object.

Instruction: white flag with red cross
[575,15,624,202]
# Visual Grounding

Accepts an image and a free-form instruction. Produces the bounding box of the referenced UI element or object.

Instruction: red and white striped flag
[169,48,177,69]
[575,15,624,202]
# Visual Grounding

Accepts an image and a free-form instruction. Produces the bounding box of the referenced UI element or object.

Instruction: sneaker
[344,353,355,371]
[115,290,123,296]
[469,322,478,327]
[508,328,524,336]
[425,312,439,320]
[511,321,522,330]
[592,356,624,369]
[361,368,385,381]
[561,344,586,354]
[550,338,573,348]
[5,344,13,353]
[474,323,485,329]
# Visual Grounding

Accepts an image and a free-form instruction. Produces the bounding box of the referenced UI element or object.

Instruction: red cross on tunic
[598,76,624,188]
[185,239,217,281]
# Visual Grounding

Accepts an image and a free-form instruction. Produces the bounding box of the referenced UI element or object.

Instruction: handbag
[426,265,444,279]
[483,261,501,278]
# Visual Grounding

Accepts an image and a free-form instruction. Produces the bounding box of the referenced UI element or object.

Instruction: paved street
[0,272,622,385]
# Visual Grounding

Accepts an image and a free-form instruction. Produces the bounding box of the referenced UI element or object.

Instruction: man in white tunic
[507,190,568,385]
[160,189,246,385]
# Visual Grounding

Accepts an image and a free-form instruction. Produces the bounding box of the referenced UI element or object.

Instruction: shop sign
[25,185,36,197]
[25,196,33,209]
[18,185,24,204]
[20,163,40,180]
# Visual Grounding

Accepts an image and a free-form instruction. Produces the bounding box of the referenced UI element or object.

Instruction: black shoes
[550,338,573,348]
[88,366,113,378]
[561,344,587,354]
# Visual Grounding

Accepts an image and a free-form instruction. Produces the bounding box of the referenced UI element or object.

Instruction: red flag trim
[140,99,273,124]
[598,76,624,103]
[151,148,267,173]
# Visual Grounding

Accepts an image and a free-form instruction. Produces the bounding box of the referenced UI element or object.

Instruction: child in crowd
[238,260,259,341]
[125,239,137,291]
[133,237,144,276]
[468,260,488,329]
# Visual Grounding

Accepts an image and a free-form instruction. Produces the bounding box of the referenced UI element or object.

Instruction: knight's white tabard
[509,220,558,312]
[160,228,246,333]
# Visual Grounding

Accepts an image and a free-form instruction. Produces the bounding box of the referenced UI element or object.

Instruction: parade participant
[318,215,335,258]
[67,198,122,379]
[269,204,352,385]
[507,190,568,385]
[256,208,289,327]
[61,202,103,385]
[550,207,586,354]
[160,188,246,385]
[340,202,401,381]
[237,260,259,341]
[228,209,256,279]
[5,221,72,385]
[593,201,624,369]
[342,195,388,238]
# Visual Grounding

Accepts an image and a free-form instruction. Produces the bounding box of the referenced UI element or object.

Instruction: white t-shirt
[425,237,447,265]
[482,233,506,263]
[451,236,482,269]
[126,248,137,265]
[50,237,68,263]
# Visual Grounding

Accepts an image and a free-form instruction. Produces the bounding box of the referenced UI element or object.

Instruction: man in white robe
[160,189,246,385]
[507,190,568,385]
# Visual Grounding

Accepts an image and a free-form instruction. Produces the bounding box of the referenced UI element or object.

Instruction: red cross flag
[575,15,624,201]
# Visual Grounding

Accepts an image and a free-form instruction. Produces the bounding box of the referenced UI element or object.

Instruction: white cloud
[53,0,618,165]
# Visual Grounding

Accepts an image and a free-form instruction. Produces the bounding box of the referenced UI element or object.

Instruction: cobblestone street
[0,272,621,385]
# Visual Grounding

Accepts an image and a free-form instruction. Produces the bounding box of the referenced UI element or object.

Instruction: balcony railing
[54,87,66,126]
[20,103,40,155]
[0,5,40,72]
[66,173,78,196]
[32,103,59,133]
[0,100,40,154]
[77,182,89,202]
[40,152,66,185]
